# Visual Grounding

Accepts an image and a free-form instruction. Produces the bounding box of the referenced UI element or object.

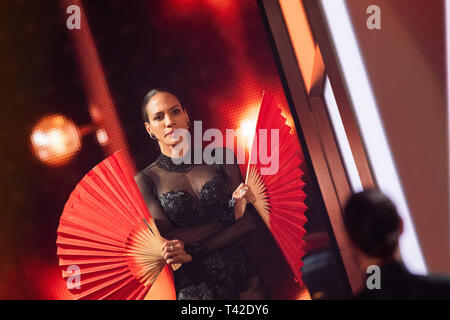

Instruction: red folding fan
[56,150,178,300]
[245,92,307,284]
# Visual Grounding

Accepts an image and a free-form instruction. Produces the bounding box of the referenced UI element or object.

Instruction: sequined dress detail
[135,150,259,299]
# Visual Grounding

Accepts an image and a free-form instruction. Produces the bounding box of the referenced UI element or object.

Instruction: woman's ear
[145,122,152,135]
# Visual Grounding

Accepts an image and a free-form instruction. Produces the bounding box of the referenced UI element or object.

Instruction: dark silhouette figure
[343,189,450,300]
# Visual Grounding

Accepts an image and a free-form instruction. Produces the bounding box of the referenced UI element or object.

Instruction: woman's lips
[165,130,174,137]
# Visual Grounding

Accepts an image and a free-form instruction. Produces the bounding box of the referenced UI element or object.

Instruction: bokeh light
[239,118,257,150]
[30,114,82,167]
[96,128,109,145]
[235,103,260,152]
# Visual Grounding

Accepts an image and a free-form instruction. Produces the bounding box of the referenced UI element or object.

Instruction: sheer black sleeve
[134,172,224,243]
[184,148,257,261]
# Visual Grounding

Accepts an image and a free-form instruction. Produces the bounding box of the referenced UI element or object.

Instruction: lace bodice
[159,176,232,226]
[135,148,263,299]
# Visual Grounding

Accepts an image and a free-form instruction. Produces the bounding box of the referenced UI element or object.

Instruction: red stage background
[0,0,319,299]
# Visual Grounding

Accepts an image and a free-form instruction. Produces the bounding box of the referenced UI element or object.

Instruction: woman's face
[144,92,190,146]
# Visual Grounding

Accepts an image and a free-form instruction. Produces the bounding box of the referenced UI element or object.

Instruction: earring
[187,120,191,129]
[150,133,158,140]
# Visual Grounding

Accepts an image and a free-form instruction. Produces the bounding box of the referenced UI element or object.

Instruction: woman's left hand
[232,183,256,220]
[161,239,192,264]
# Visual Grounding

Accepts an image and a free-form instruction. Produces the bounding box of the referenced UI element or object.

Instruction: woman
[135,89,267,299]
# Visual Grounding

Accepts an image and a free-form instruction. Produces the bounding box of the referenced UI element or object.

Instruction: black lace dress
[134,148,263,299]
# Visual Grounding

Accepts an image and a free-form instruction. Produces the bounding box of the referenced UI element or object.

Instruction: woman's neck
[156,143,194,172]
[159,142,190,159]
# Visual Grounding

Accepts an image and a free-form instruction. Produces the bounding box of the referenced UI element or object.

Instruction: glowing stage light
[30,114,82,167]
[239,118,257,150]
[96,128,109,146]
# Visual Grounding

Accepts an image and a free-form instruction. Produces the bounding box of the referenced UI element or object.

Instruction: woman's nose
[165,114,175,126]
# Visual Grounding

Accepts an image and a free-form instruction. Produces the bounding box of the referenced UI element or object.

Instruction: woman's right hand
[232,183,256,220]
[161,239,192,264]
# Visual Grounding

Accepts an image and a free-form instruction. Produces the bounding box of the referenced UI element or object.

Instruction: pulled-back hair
[343,189,401,258]
[141,88,184,123]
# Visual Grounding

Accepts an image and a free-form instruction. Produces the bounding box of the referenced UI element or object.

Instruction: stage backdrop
[0,0,348,299]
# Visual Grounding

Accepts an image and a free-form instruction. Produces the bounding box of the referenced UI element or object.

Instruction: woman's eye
[154,115,163,121]
[173,109,180,114]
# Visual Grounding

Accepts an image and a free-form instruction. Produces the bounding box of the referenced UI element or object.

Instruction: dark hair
[141,88,185,123]
[343,189,401,258]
